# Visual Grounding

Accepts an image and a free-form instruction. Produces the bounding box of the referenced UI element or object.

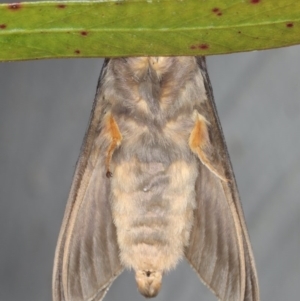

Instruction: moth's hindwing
[184,57,259,301]
[52,59,123,301]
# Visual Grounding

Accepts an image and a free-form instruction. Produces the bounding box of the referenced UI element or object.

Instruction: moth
[52,57,259,301]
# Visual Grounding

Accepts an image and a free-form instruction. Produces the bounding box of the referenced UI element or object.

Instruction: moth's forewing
[52,60,123,301]
[185,57,259,301]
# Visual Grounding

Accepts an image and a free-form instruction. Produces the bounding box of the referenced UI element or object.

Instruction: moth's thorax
[104,56,206,122]
[103,57,207,165]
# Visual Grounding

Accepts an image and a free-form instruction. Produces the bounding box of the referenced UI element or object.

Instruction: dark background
[1,40,299,300]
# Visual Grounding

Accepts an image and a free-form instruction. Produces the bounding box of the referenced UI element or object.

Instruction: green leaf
[0,0,299,61]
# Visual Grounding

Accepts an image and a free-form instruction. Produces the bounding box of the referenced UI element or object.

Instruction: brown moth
[52,57,259,301]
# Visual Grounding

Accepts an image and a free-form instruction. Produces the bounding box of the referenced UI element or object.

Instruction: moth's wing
[53,59,124,301]
[185,57,259,301]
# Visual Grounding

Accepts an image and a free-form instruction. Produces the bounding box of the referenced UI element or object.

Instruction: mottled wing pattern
[52,59,123,301]
[185,57,259,301]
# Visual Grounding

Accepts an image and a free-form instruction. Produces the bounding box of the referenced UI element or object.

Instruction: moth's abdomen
[110,158,198,273]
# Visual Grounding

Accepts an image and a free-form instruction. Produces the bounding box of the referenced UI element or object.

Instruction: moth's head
[135,270,163,298]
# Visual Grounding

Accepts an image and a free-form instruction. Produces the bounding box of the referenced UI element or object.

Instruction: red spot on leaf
[81,31,88,36]
[8,3,21,10]
[250,0,260,4]
[57,4,66,9]
[212,7,222,16]
[74,50,81,54]
[198,44,209,50]
[0,24,7,29]
[190,44,209,50]
[286,22,294,28]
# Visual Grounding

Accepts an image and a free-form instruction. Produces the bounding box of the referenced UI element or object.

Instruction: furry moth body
[53,57,260,301]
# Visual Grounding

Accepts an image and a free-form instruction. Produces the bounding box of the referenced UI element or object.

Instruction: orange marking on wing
[189,117,209,151]
[189,114,227,181]
[105,114,122,176]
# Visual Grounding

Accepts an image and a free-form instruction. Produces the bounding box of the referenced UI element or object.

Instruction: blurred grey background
[1,46,300,301]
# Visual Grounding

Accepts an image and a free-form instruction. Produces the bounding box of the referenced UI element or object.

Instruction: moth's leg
[189,111,226,181]
[105,113,122,178]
